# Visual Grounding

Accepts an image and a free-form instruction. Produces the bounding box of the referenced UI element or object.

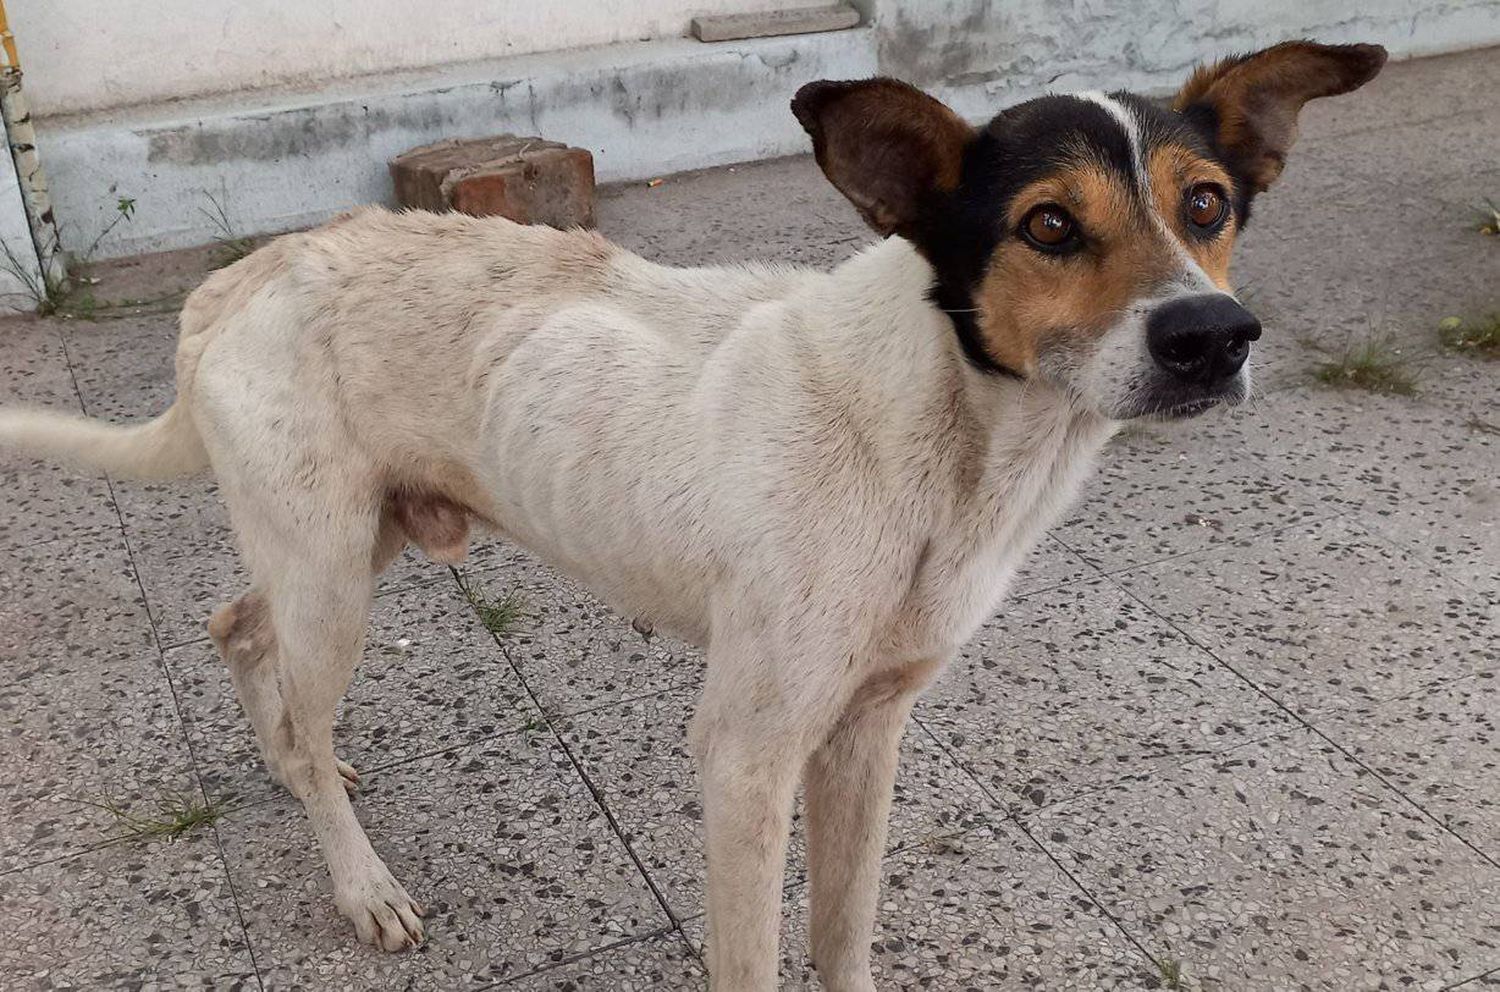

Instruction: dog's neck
[811,236,1117,467]
[810,238,1116,620]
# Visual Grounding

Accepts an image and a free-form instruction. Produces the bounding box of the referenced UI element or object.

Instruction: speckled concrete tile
[1303,103,1500,213]
[598,156,869,271]
[219,731,668,990]
[468,555,703,717]
[0,322,121,547]
[682,822,1154,990]
[492,932,703,991]
[918,579,1292,816]
[0,640,197,870]
[1202,388,1499,595]
[0,530,149,661]
[0,835,258,991]
[1052,408,1331,573]
[170,576,536,804]
[559,686,991,919]
[0,532,205,869]
[1316,672,1500,858]
[1116,515,1495,717]
[1009,535,1101,598]
[1031,731,1500,991]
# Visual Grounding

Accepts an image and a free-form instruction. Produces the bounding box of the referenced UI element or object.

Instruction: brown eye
[1021,205,1077,250]
[1186,183,1227,230]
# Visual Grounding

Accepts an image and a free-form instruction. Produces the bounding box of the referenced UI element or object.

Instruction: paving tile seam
[55,326,270,992]
[905,718,1163,975]
[918,718,1301,824]
[443,566,697,957]
[1448,962,1500,989]
[1339,510,1500,601]
[1100,565,1500,876]
[1047,504,1354,585]
[474,926,687,990]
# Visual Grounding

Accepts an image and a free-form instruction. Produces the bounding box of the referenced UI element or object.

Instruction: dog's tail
[0,400,209,480]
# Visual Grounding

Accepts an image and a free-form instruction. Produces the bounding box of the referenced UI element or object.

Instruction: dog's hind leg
[207,592,360,795]
[256,502,423,950]
[803,660,941,992]
[214,452,423,950]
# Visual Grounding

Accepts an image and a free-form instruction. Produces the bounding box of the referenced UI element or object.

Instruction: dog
[0,39,1384,992]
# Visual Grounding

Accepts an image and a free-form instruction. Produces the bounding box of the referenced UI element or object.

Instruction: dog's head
[793,41,1386,420]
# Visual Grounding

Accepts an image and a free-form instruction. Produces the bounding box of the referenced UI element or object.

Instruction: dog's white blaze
[1074,90,1219,293]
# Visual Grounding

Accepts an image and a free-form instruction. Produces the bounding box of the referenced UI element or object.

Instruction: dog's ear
[792,78,975,239]
[1173,41,1386,195]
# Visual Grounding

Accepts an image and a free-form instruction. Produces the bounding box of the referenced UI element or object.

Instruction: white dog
[1,40,1384,992]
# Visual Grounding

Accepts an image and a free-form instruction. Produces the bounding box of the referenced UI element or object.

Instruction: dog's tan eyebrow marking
[1073,90,1225,292]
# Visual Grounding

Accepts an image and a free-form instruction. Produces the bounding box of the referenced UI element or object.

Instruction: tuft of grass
[1157,956,1185,990]
[0,235,68,314]
[455,572,529,637]
[1439,314,1500,357]
[78,789,239,843]
[1475,197,1500,237]
[199,189,256,269]
[1312,336,1418,395]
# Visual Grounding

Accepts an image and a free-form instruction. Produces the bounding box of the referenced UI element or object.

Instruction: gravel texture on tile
[489,931,704,991]
[1317,672,1500,859]
[918,579,1295,815]
[559,685,992,919]
[0,835,258,991]
[1033,731,1500,991]
[1116,515,1496,718]
[216,731,669,990]
[682,823,1156,990]
[464,553,704,716]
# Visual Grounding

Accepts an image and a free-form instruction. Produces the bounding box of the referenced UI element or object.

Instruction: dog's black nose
[1146,295,1262,384]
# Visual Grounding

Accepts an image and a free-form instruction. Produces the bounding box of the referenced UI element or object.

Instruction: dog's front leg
[804,660,941,992]
[690,633,856,992]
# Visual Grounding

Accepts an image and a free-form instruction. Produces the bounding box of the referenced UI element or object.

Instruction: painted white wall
[6,0,832,117]
[20,0,1500,263]
[0,130,45,313]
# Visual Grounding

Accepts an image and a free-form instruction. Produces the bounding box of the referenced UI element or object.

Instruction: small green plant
[78,788,239,842]
[76,194,139,263]
[455,572,529,637]
[1157,956,1185,990]
[1439,314,1500,357]
[1312,336,1417,395]
[1474,197,1500,237]
[0,235,67,314]
[200,188,256,268]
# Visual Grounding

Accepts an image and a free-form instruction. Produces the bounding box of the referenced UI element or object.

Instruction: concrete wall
[20,0,1500,262]
[0,132,46,313]
[5,0,831,116]
[872,0,1500,121]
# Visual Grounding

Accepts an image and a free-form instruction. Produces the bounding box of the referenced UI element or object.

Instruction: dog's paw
[336,866,426,952]
[336,758,361,795]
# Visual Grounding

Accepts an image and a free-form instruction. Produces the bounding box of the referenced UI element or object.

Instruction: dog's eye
[1186,183,1228,230]
[1020,204,1079,252]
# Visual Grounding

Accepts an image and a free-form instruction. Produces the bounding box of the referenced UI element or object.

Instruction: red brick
[389,135,595,229]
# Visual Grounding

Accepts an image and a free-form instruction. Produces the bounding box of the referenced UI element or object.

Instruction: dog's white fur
[0,205,1123,986]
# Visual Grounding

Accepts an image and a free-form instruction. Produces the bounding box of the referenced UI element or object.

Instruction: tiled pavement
[1,46,1497,991]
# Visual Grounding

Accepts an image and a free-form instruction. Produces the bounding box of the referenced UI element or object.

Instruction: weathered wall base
[34,0,1500,261]
[41,31,876,260]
